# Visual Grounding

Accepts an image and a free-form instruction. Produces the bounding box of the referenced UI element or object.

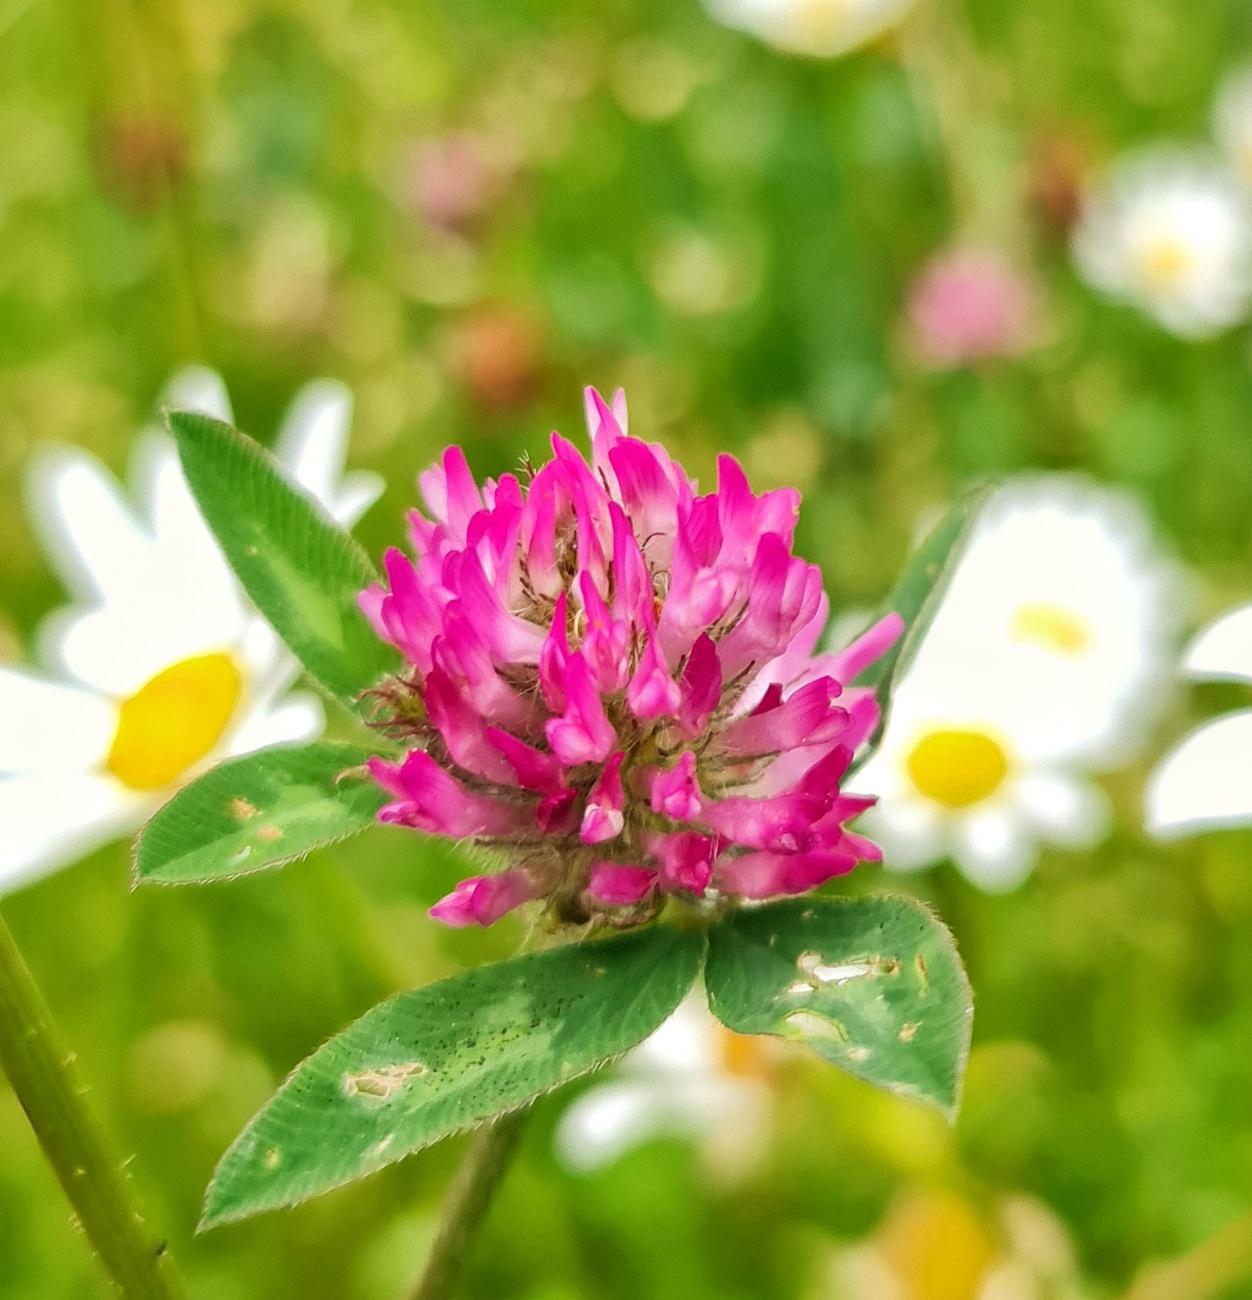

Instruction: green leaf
[851,481,992,765]
[168,410,398,708]
[134,743,387,885]
[705,897,972,1117]
[202,924,706,1227]
[858,482,993,695]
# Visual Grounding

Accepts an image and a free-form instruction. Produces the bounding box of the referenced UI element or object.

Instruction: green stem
[900,0,1029,254]
[410,1109,529,1300]
[0,906,188,1300]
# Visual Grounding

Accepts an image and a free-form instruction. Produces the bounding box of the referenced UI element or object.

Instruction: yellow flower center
[106,653,242,792]
[1135,233,1194,291]
[906,729,1009,810]
[795,0,848,44]
[1008,601,1092,657]
[719,1026,773,1079]
[878,1189,997,1300]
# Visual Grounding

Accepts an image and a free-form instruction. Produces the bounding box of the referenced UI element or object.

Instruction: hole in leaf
[793,951,900,988]
[784,1010,850,1043]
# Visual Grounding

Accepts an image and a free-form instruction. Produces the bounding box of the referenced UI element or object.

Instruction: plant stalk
[0,906,188,1300]
[410,1108,529,1300]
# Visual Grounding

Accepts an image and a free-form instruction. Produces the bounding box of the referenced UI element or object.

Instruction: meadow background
[2,0,1252,1296]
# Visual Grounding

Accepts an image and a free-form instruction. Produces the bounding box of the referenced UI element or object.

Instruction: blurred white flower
[1071,147,1252,338]
[705,0,916,59]
[821,1187,1086,1300]
[1213,65,1252,187]
[0,368,381,893]
[850,476,1182,891]
[554,995,774,1180]
[1145,600,1252,838]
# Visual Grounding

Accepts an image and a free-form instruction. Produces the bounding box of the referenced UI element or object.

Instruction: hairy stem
[0,906,188,1300]
[410,1108,529,1300]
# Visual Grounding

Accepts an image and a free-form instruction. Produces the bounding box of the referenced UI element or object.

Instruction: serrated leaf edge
[705,893,974,1122]
[199,928,708,1229]
[131,742,386,889]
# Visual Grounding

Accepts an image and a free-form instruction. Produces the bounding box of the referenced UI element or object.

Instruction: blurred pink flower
[362,388,898,927]
[907,249,1037,368]
[406,132,502,231]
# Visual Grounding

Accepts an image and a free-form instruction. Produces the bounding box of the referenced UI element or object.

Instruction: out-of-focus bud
[1027,130,1092,239]
[906,248,1038,369]
[403,132,510,233]
[445,306,543,411]
[95,115,188,212]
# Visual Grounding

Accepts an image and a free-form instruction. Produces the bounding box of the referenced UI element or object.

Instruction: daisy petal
[45,600,242,698]
[226,692,325,755]
[554,1076,760,1174]
[159,365,234,422]
[553,1080,677,1172]
[26,447,157,604]
[1145,711,1252,838]
[1183,602,1252,683]
[273,380,382,525]
[331,471,386,527]
[1016,773,1111,847]
[952,807,1036,893]
[866,801,947,873]
[0,668,117,773]
[141,434,240,604]
[629,997,722,1075]
[0,773,143,893]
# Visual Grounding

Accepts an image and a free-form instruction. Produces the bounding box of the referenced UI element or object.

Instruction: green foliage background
[2,0,1252,1295]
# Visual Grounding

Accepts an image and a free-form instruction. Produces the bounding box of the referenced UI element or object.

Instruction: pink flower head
[907,248,1037,368]
[362,388,899,927]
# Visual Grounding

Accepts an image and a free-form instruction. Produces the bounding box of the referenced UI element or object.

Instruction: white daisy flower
[849,670,1112,893]
[1213,65,1252,187]
[0,368,382,893]
[916,476,1184,769]
[1071,147,1252,338]
[554,995,774,1180]
[704,0,916,60]
[1145,600,1252,838]
[849,476,1182,891]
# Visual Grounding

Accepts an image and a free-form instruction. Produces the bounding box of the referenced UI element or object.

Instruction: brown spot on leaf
[256,825,284,843]
[342,1062,428,1104]
[229,797,260,821]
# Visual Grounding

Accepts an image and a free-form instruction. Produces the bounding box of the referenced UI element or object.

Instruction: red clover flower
[361,389,901,927]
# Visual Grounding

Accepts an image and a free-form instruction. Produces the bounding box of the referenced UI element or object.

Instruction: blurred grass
[4,0,1252,1296]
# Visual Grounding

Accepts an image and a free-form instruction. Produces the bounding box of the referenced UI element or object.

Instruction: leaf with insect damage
[705,896,972,1117]
[202,923,706,1227]
[134,742,387,884]
[853,482,993,762]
